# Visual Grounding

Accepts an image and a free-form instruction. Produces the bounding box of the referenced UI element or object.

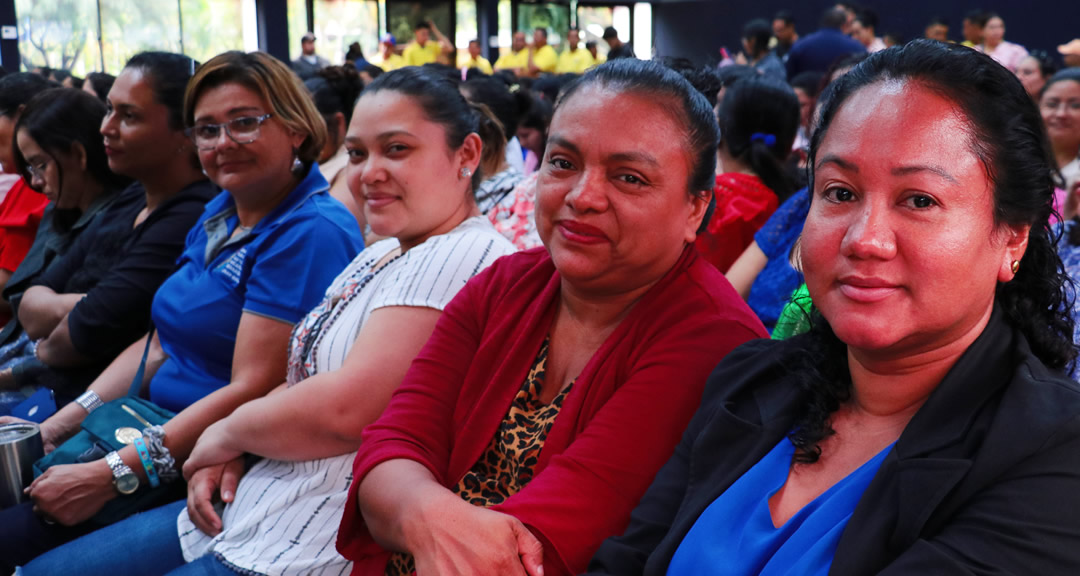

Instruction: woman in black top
[0,53,214,405]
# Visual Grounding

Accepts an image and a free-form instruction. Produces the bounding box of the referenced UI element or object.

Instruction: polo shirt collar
[202,164,329,262]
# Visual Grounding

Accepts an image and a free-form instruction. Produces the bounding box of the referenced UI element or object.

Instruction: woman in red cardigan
[336,59,767,576]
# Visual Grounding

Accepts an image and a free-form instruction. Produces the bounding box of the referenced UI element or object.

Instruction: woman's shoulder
[408,215,516,260]
[680,250,768,332]
[1000,341,1080,444]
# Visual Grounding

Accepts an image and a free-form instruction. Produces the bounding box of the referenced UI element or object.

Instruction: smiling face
[344,90,478,249]
[192,82,303,196]
[102,67,189,180]
[536,85,709,295]
[802,80,1027,357]
[1040,79,1080,158]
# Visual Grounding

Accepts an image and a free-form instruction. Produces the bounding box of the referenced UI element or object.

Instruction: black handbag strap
[126,327,156,398]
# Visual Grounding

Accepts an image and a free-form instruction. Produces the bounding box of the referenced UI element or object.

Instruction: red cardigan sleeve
[492,265,766,575]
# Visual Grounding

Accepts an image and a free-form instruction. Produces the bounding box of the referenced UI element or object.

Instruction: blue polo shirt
[148,166,363,413]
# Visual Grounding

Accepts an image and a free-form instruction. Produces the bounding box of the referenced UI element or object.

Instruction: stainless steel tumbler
[0,422,44,509]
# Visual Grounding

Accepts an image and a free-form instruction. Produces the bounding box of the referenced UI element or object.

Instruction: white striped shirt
[177,216,516,575]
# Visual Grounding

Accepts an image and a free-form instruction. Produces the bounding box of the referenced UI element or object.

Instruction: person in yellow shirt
[555,28,595,74]
[462,39,493,75]
[402,21,453,67]
[372,34,405,71]
[527,28,558,76]
[494,31,530,76]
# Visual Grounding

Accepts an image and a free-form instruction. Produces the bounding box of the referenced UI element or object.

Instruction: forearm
[218,380,368,462]
[358,459,453,552]
[42,334,160,441]
[35,314,91,368]
[19,286,84,339]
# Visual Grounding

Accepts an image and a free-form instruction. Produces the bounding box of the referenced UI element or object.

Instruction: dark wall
[652,0,1080,68]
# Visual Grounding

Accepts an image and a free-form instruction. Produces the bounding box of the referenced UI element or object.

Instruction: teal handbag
[32,330,185,526]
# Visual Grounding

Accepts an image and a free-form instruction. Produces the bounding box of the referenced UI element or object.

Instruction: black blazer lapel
[646,374,804,575]
[831,308,1016,574]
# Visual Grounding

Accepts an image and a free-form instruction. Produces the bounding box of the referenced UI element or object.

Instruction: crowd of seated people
[0,4,1076,575]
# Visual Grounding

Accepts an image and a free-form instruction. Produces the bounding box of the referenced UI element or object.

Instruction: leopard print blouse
[386,337,573,575]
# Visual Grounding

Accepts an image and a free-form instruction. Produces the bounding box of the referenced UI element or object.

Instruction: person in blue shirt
[785,7,866,79]
[0,51,363,570]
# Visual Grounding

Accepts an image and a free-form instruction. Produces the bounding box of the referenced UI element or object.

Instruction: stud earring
[1010,260,1020,275]
[290,149,304,176]
[460,167,472,179]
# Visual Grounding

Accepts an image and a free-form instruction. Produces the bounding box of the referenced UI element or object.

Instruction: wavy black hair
[790,39,1076,464]
[717,75,799,202]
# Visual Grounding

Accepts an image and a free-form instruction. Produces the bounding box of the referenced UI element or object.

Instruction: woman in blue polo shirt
[0,51,363,569]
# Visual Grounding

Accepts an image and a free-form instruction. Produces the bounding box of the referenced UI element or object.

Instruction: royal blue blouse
[149,166,363,412]
[667,437,892,576]
[747,188,810,333]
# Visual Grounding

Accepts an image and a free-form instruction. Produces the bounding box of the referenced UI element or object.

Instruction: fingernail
[538,567,544,576]
[223,490,233,500]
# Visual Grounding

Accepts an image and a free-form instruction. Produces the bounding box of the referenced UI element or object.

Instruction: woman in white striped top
[20,67,516,576]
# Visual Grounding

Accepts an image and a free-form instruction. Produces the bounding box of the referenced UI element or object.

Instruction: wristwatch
[105,451,140,495]
[75,390,104,414]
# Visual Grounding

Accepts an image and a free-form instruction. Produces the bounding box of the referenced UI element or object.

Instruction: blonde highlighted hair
[184,51,327,168]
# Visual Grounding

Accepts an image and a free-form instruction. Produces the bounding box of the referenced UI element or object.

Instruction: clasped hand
[408,494,545,576]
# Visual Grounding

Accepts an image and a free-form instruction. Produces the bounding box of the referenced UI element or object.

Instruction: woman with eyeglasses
[0,74,55,331]
[0,51,363,571]
[0,53,216,412]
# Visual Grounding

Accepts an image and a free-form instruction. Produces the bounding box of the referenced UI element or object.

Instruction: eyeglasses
[25,158,50,181]
[187,113,273,151]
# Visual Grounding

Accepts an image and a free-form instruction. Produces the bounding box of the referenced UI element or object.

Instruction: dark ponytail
[717,75,799,201]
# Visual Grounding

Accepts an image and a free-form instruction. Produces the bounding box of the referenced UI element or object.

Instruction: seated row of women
[2,40,1080,575]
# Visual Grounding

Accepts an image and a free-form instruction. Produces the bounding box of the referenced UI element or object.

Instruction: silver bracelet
[75,390,104,414]
[142,425,179,483]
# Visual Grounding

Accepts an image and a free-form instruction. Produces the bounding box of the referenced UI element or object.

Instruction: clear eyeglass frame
[187,113,273,151]
[25,159,50,180]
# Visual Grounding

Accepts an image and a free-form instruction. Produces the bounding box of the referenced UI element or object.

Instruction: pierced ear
[459,132,483,174]
[999,223,1031,283]
[686,188,713,244]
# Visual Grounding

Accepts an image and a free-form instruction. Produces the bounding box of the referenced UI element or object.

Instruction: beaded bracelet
[132,436,160,488]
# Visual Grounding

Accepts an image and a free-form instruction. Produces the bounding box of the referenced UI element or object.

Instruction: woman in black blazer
[587,40,1080,575]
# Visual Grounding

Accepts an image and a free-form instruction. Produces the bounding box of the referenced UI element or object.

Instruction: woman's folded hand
[408,494,545,576]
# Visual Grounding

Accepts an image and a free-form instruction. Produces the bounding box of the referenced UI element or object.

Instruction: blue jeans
[19,500,239,576]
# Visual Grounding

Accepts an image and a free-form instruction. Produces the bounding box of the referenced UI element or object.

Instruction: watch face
[116,473,139,495]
